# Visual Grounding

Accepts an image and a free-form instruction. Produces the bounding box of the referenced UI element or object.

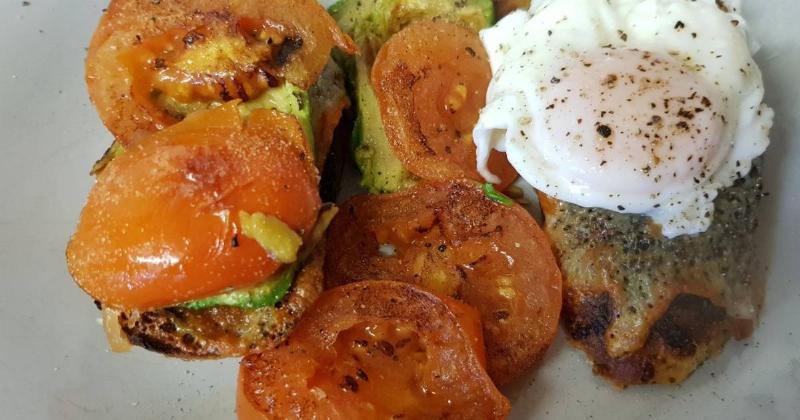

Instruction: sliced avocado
[330,0,495,193]
[180,205,338,310]
[330,0,494,62]
[182,265,297,310]
[239,210,303,264]
[90,140,125,176]
[185,210,305,311]
[239,83,314,152]
[482,183,514,207]
[351,58,418,193]
[91,83,314,176]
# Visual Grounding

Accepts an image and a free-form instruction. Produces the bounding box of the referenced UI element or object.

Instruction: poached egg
[474,0,773,237]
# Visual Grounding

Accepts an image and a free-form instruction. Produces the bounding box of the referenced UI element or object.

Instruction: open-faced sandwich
[86,0,354,156]
[64,0,777,417]
[474,0,773,386]
[68,0,356,358]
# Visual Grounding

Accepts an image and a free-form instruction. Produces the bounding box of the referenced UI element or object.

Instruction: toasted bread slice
[116,245,325,359]
[540,166,764,386]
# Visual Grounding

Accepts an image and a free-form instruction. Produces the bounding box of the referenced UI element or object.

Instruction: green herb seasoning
[482,183,514,207]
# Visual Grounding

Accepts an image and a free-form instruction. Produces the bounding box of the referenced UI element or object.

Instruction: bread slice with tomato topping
[86,0,356,188]
[86,0,355,146]
[69,0,359,358]
[539,165,764,386]
[68,102,339,358]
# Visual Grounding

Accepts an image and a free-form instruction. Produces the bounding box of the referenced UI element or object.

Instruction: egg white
[474,0,773,237]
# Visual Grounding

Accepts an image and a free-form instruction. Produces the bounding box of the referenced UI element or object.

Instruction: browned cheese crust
[118,246,325,359]
[540,166,765,386]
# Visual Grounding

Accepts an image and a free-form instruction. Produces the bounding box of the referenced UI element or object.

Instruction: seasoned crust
[118,245,325,359]
[563,292,750,386]
[541,166,764,386]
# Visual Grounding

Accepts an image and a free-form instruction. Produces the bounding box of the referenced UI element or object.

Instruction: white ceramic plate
[0,1,797,419]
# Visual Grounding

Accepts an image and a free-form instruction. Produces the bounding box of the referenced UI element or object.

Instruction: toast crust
[118,246,325,358]
[540,166,764,386]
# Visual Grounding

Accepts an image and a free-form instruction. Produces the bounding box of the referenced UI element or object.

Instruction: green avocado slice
[239,83,314,153]
[180,205,339,310]
[181,265,297,311]
[90,82,314,176]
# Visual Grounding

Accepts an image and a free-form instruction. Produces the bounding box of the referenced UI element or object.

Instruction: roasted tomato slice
[237,281,509,419]
[371,21,517,190]
[66,102,320,310]
[86,0,356,144]
[324,180,562,384]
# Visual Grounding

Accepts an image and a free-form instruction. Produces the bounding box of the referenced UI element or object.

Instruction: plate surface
[0,1,797,419]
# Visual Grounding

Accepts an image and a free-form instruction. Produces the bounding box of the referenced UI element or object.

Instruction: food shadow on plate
[501,330,750,419]
[500,330,566,413]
